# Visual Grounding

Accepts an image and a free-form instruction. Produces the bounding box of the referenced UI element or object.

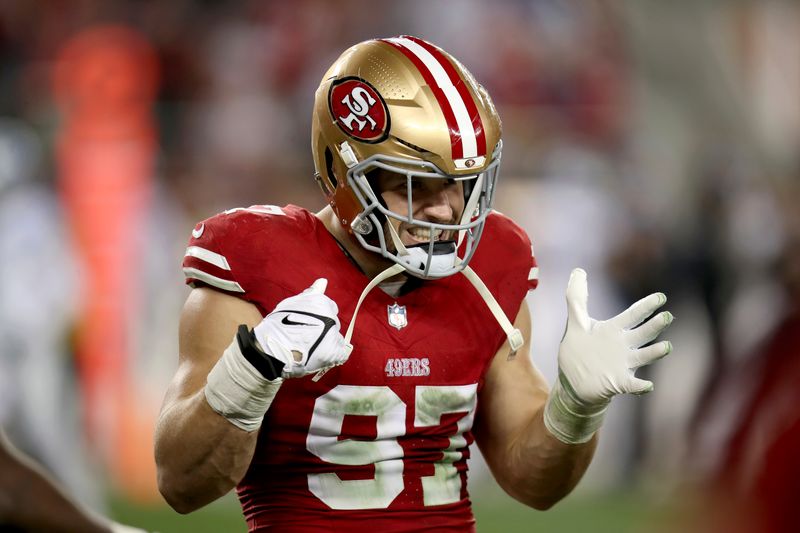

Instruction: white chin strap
[312,263,405,382]
[457,173,484,249]
[312,258,523,382]
[460,265,524,356]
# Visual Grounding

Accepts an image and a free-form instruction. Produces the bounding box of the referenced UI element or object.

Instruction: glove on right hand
[253,278,351,379]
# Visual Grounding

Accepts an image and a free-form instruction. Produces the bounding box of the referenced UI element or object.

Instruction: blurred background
[1,0,798,531]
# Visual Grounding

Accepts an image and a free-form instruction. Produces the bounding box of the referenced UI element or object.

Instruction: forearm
[498,269,670,507]
[492,367,607,508]
[0,438,110,532]
[157,318,287,513]
[478,271,672,511]
[154,391,259,513]
[156,282,345,512]
[500,406,597,509]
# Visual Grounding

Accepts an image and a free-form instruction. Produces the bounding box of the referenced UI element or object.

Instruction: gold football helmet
[312,35,502,279]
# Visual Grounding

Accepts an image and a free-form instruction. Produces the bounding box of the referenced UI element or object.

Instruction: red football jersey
[182,205,538,532]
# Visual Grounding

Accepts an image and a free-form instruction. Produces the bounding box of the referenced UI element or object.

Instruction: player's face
[374,170,465,249]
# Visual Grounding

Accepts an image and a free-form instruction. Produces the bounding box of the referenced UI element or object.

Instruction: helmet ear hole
[324,147,338,189]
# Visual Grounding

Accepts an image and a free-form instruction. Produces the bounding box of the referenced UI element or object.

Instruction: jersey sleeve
[488,211,539,293]
[528,243,539,291]
[469,212,540,346]
[182,213,247,295]
[182,205,293,296]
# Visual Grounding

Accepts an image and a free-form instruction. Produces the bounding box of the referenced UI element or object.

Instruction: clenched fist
[252,278,351,379]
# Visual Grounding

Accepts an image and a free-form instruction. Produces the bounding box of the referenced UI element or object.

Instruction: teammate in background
[0,429,147,533]
[155,36,673,531]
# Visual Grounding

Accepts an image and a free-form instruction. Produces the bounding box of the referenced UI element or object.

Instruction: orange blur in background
[54,25,159,500]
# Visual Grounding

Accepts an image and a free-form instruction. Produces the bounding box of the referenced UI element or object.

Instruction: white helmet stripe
[387,37,478,159]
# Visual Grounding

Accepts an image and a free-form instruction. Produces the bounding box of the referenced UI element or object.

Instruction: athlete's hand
[253,278,351,378]
[558,268,673,405]
[544,268,673,444]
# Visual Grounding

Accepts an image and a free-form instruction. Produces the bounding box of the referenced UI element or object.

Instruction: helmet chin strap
[457,173,484,249]
[452,176,522,351]
[459,264,525,356]
[311,253,523,382]
[312,262,405,382]
[386,218,409,256]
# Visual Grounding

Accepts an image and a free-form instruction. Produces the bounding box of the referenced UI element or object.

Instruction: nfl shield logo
[387,303,408,330]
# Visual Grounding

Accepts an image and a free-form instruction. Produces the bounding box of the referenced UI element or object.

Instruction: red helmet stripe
[381,38,463,158]
[381,37,484,160]
[404,35,487,159]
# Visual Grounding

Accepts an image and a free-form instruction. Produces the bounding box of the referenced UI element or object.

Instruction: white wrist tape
[543,372,609,444]
[204,335,283,432]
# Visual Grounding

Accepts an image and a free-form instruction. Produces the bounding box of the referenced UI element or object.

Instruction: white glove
[253,278,351,378]
[544,268,673,444]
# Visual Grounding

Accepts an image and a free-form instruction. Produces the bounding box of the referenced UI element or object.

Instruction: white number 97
[306,384,477,509]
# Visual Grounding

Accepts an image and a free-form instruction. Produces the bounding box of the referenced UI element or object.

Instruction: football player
[155,36,673,531]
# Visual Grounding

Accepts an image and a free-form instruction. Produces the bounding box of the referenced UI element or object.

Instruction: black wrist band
[236,324,285,381]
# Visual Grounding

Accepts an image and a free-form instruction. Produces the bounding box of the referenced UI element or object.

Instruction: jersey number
[306,384,478,510]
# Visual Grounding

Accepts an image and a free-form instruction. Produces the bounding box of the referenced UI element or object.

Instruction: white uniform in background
[0,118,101,509]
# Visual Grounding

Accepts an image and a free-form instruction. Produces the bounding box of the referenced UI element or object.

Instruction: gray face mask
[343,142,502,280]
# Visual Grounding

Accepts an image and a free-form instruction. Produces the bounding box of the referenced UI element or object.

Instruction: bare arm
[475,269,672,510]
[156,278,350,514]
[154,287,263,514]
[0,430,113,532]
[474,302,597,510]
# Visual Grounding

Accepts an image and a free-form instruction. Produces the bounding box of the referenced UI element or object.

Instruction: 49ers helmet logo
[329,77,390,143]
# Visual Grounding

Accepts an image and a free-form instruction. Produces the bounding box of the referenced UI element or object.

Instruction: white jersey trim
[183,267,245,293]
[185,245,232,271]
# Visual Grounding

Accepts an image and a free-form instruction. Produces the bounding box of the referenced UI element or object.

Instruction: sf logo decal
[340,87,376,131]
[329,77,389,143]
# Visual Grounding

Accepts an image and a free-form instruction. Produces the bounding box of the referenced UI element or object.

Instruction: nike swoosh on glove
[253,278,351,379]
